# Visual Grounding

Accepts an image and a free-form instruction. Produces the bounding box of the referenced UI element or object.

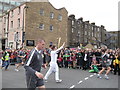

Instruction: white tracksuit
[44,46,63,81]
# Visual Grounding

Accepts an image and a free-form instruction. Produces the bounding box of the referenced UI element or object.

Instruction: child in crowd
[89,55,100,73]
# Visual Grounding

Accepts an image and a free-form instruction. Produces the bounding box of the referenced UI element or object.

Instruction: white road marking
[70,85,75,89]
[85,77,89,80]
[78,80,83,84]
[69,74,95,89]
[90,75,94,77]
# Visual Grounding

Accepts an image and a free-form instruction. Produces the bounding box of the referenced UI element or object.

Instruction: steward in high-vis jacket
[1,49,10,70]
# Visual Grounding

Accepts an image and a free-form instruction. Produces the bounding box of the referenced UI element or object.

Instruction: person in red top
[57,54,63,68]
[10,50,15,64]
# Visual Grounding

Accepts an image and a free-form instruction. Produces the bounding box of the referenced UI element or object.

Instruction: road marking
[69,74,95,89]
[85,77,89,80]
[70,85,75,89]
[78,80,83,84]
[90,75,94,77]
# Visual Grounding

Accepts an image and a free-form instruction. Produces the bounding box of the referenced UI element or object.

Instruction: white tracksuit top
[50,46,63,65]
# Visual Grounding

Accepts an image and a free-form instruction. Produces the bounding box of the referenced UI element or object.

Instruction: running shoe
[104,75,109,80]
[15,69,19,72]
[56,79,62,83]
[97,74,102,79]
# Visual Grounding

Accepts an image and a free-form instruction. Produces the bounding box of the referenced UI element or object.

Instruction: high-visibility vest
[5,52,9,61]
[113,58,119,65]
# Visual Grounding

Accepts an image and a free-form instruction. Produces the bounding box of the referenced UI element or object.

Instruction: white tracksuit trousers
[44,62,59,80]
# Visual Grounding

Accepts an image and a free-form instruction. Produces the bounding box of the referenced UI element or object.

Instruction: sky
[49,0,119,31]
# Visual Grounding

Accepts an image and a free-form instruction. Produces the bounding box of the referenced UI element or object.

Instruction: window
[50,12,54,19]
[40,9,44,16]
[11,21,13,28]
[78,32,80,37]
[94,27,97,31]
[50,25,53,31]
[89,25,91,29]
[18,18,20,27]
[85,31,87,35]
[58,14,62,21]
[9,42,13,48]
[16,32,19,41]
[85,24,88,28]
[18,7,20,14]
[88,32,90,36]
[72,21,74,25]
[95,33,96,37]
[39,24,44,30]
[92,32,94,37]
[98,34,100,37]
[11,10,14,17]
[98,28,100,32]
[14,32,18,42]
[4,28,5,36]
[72,28,74,33]
[7,33,8,38]
[92,27,94,30]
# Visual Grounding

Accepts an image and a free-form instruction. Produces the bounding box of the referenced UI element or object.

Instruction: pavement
[2,65,119,89]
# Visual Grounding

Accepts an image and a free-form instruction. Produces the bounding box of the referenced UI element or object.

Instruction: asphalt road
[0,69,2,90]
[2,65,119,89]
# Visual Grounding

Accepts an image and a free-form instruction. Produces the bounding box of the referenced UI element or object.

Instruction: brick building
[24,2,68,49]
[2,2,68,49]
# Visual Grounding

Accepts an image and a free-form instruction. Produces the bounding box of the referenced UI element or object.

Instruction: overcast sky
[49,0,119,31]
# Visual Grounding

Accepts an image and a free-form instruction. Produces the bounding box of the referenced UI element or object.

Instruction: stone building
[24,2,68,48]
[106,31,119,49]
[68,15,107,48]
[2,1,68,49]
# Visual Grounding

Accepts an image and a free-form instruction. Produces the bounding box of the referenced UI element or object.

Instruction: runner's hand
[35,71,44,79]
[42,64,47,69]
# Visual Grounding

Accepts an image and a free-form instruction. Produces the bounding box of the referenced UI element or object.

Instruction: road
[2,65,119,89]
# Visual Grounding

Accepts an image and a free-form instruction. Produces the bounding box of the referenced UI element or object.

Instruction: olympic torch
[58,37,61,48]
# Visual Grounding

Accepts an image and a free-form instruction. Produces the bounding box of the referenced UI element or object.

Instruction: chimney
[91,22,95,25]
[78,17,83,21]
